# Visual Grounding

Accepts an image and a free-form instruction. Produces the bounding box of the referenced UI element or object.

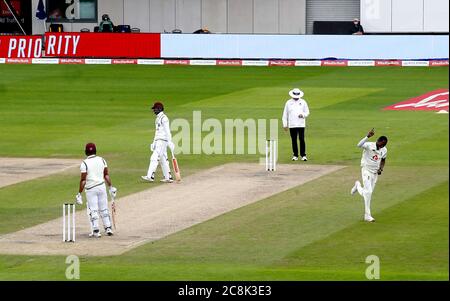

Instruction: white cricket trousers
[356,167,378,217]
[146,140,171,180]
[86,183,111,231]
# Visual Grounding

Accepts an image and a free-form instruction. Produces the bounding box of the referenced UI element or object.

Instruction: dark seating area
[101,23,114,33]
[48,24,132,34]
[92,25,132,33]
[116,25,131,33]
[313,21,355,35]
[49,24,64,33]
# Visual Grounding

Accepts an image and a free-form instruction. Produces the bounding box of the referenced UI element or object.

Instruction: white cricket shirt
[282,98,310,128]
[80,155,107,189]
[154,112,172,142]
[358,138,388,174]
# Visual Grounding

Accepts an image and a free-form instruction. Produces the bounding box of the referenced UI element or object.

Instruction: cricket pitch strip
[0,157,80,188]
[0,163,344,256]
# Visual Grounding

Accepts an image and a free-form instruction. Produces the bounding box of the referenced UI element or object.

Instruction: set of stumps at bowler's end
[61,139,278,242]
[266,139,277,171]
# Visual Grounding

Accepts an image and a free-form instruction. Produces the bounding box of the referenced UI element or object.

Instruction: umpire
[282,88,310,161]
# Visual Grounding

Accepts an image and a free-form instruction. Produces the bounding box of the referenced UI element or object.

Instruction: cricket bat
[170,149,181,182]
[111,196,117,229]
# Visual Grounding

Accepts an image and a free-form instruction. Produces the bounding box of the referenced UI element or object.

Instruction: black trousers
[289,127,306,157]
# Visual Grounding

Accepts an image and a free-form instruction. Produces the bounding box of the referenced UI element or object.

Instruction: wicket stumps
[63,203,76,242]
[265,139,277,171]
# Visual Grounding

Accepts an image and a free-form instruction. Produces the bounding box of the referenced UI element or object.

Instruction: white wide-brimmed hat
[289,88,304,99]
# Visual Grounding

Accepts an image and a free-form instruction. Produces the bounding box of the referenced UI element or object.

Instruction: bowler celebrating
[351,129,388,222]
[76,143,117,238]
[142,101,175,183]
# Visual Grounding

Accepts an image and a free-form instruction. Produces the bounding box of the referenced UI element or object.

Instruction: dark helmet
[102,14,110,21]
[151,102,164,113]
[85,142,97,156]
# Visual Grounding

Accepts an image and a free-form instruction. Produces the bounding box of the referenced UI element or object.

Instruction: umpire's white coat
[282,98,310,128]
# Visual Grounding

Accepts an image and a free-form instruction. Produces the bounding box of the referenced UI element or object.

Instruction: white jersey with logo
[358,137,387,174]
[282,98,310,128]
[154,112,172,142]
[80,155,107,189]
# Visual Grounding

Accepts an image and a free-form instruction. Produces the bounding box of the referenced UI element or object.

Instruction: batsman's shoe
[105,227,114,236]
[301,156,308,161]
[93,230,102,238]
[351,181,360,195]
[88,232,94,238]
[292,156,299,161]
[364,215,375,222]
[160,178,174,183]
[141,175,154,182]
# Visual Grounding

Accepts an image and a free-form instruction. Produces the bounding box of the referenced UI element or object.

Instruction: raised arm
[357,136,369,148]
[357,128,375,148]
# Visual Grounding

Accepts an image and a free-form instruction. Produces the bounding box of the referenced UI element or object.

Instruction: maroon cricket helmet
[151,101,164,111]
[85,142,97,155]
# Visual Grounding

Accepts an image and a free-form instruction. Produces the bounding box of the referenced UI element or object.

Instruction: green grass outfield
[0,65,448,280]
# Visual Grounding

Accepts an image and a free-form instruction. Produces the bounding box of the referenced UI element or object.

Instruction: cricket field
[0,64,448,280]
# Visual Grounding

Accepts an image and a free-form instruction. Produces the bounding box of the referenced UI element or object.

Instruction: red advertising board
[321,60,348,66]
[269,60,296,66]
[1,33,161,58]
[59,58,85,64]
[429,60,449,67]
[0,0,20,17]
[6,58,31,64]
[375,60,402,66]
[0,35,43,58]
[164,59,190,65]
[216,60,242,66]
[44,33,160,58]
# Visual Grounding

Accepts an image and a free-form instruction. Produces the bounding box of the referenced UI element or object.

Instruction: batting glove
[75,193,83,205]
[109,186,117,198]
